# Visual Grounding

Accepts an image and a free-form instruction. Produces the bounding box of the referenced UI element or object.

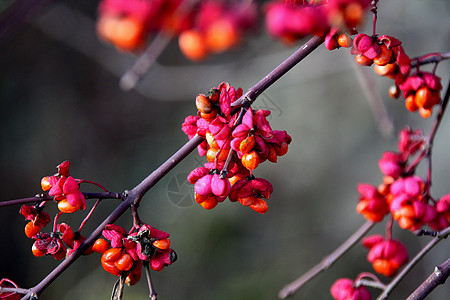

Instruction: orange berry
[373,259,397,277]
[250,198,269,214]
[114,17,146,51]
[179,30,209,61]
[405,94,418,112]
[153,238,171,250]
[57,199,81,214]
[102,247,122,263]
[199,108,218,122]
[241,151,260,170]
[32,242,46,257]
[373,44,393,66]
[206,132,219,148]
[344,3,364,28]
[415,86,433,109]
[374,63,397,77]
[199,196,218,210]
[419,107,432,118]
[228,175,244,187]
[389,85,400,99]
[195,193,207,204]
[102,260,121,276]
[206,148,218,162]
[96,15,119,43]
[337,33,352,48]
[196,94,212,114]
[92,238,110,254]
[237,196,256,206]
[115,253,134,271]
[25,221,41,238]
[41,176,52,191]
[205,20,240,53]
[239,136,256,155]
[355,54,372,66]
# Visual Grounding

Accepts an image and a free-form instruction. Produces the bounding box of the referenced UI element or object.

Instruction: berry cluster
[348,33,444,118]
[330,277,371,300]
[96,0,258,60]
[99,224,176,284]
[362,235,409,277]
[265,0,370,44]
[97,0,187,52]
[40,161,86,214]
[19,160,176,287]
[356,127,450,231]
[182,82,291,213]
[178,1,258,61]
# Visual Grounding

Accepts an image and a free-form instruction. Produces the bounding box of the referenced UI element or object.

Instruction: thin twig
[143,261,157,300]
[376,226,450,300]
[119,32,172,91]
[278,220,375,298]
[0,192,122,208]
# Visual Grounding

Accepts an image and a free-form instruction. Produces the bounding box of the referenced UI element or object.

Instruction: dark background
[1,1,449,299]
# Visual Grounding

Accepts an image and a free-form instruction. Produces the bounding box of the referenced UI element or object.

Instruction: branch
[376,226,450,300]
[406,258,450,300]
[232,35,325,107]
[0,192,122,208]
[19,34,326,299]
[278,220,375,298]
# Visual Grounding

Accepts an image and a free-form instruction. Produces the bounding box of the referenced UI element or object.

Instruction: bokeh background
[1,0,449,299]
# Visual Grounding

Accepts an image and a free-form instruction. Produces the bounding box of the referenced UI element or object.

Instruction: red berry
[355,54,373,66]
[241,151,260,170]
[57,199,81,214]
[115,253,134,271]
[32,242,46,257]
[25,221,41,238]
[92,238,110,254]
[373,44,393,66]
[153,238,171,250]
[41,176,52,191]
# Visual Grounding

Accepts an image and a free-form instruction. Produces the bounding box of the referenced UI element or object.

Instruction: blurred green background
[0,0,449,299]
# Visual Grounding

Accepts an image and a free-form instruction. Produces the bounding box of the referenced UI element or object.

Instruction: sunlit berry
[179,30,209,61]
[373,44,393,66]
[241,151,260,170]
[405,94,418,112]
[196,94,213,114]
[355,54,372,66]
[92,238,110,254]
[249,198,268,214]
[374,63,397,78]
[418,107,432,118]
[25,221,41,238]
[414,86,433,109]
[337,33,352,48]
[389,85,400,99]
[57,199,81,214]
[205,20,240,53]
[239,136,256,155]
[32,242,46,257]
[115,253,134,271]
[41,176,52,191]
[153,238,171,250]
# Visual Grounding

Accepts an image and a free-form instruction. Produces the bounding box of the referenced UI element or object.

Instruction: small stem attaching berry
[78,199,101,233]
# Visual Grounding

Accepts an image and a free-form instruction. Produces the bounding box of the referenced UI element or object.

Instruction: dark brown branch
[406,258,450,300]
